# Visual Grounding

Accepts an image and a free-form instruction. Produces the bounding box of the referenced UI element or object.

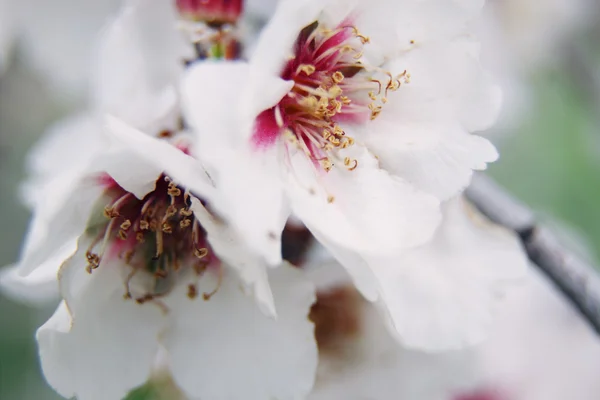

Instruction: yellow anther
[320,159,333,171]
[332,71,344,83]
[297,64,316,75]
[165,205,178,218]
[120,220,132,230]
[329,85,343,98]
[194,247,209,259]
[327,195,335,203]
[344,157,359,171]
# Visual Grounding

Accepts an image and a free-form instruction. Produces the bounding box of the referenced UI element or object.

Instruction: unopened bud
[176,0,243,25]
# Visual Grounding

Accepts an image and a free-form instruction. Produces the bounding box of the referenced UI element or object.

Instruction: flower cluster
[1,0,528,399]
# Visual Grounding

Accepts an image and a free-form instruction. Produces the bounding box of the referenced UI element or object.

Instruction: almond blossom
[1,0,190,303]
[182,0,502,348]
[25,127,317,400]
[2,1,318,399]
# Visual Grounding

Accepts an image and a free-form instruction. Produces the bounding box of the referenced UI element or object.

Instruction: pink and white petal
[104,116,216,201]
[189,197,277,318]
[39,262,163,400]
[0,263,59,305]
[249,0,323,91]
[359,122,498,200]
[374,197,527,351]
[164,264,317,400]
[182,62,293,146]
[213,146,288,266]
[285,146,441,254]
[182,65,289,265]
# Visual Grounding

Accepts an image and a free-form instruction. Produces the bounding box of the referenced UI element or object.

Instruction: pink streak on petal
[453,388,509,400]
[251,108,282,150]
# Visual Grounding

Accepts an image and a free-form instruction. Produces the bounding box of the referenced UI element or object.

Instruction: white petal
[286,146,441,254]
[182,63,289,266]
[93,0,189,132]
[17,179,105,276]
[380,40,501,131]
[374,197,528,351]
[103,116,216,201]
[0,263,59,305]
[360,122,498,200]
[190,197,277,318]
[183,61,293,140]
[164,264,317,400]
[306,229,380,302]
[20,113,106,208]
[249,0,323,88]
[39,259,164,400]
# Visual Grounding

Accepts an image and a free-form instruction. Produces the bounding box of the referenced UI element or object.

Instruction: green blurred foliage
[491,68,600,263]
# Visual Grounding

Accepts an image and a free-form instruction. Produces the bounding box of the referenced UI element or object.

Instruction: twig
[466,174,600,335]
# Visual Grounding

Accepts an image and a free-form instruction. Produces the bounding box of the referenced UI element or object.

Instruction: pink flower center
[86,174,221,305]
[253,20,409,172]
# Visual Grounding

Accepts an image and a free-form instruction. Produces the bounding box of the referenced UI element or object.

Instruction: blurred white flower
[459,266,600,400]
[301,205,527,399]
[308,197,527,351]
[9,0,124,97]
[484,0,591,72]
[182,0,503,349]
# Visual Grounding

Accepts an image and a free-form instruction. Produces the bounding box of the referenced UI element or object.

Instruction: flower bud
[176,0,243,25]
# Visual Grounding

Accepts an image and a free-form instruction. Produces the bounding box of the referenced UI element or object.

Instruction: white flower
[2,0,190,303]
[306,196,527,350]
[2,2,319,397]
[463,267,600,400]
[301,200,527,399]
[10,121,317,400]
[182,0,501,347]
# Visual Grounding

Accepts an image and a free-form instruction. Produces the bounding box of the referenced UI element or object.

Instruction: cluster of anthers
[85,174,222,307]
[277,20,410,173]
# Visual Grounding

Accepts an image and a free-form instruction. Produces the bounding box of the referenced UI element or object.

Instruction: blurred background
[1,0,600,399]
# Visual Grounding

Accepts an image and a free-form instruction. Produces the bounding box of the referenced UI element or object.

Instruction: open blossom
[2,1,318,399]
[24,129,317,400]
[1,0,190,303]
[182,0,502,347]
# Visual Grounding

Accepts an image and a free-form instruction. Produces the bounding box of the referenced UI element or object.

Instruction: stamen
[203,267,223,301]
